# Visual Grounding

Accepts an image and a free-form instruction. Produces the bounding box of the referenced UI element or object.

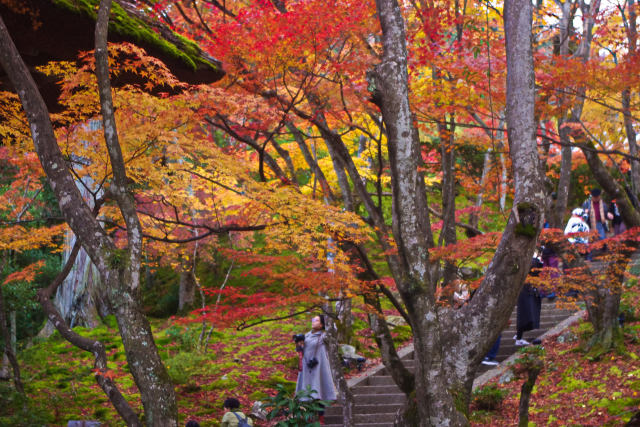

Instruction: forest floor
[0,307,405,426]
[2,301,639,426]
[471,317,640,426]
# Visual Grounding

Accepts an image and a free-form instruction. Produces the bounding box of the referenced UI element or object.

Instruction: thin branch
[236,306,321,330]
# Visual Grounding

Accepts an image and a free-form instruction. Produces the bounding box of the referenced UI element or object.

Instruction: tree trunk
[178,267,196,312]
[439,119,458,288]
[0,3,178,424]
[0,279,24,394]
[518,367,541,427]
[623,0,639,197]
[583,262,624,356]
[552,0,575,228]
[368,0,545,423]
[38,243,142,425]
[286,122,335,202]
[323,304,355,427]
[94,2,177,423]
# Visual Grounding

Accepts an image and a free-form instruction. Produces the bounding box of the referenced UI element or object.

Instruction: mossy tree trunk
[0,1,178,424]
[585,286,624,356]
[518,367,541,427]
[580,260,626,357]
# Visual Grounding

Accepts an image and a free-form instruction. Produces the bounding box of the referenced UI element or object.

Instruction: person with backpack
[220,397,253,427]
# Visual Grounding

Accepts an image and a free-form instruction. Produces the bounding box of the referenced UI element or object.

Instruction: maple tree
[1,0,640,425]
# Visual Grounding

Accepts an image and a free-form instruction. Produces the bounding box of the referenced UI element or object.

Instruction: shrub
[263,384,331,426]
[472,385,508,411]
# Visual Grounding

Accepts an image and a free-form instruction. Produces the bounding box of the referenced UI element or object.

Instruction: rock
[385,315,407,327]
[557,331,578,343]
[251,401,268,420]
[498,370,514,384]
[67,421,101,427]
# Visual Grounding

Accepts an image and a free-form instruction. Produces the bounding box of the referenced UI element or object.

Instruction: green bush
[472,385,508,411]
[165,351,209,384]
[263,384,331,426]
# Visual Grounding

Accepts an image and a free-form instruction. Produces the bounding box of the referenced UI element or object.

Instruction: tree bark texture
[517,368,541,427]
[323,305,355,427]
[0,269,24,394]
[287,122,336,202]
[178,266,196,311]
[552,0,574,228]
[583,261,625,355]
[623,0,639,197]
[439,120,458,287]
[366,0,547,424]
[0,3,178,424]
[38,243,142,426]
[94,1,178,424]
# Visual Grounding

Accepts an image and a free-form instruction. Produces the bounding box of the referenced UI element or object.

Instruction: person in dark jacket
[609,199,626,236]
[515,258,544,346]
[582,188,614,240]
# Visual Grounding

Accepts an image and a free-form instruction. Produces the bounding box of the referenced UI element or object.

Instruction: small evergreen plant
[472,384,508,411]
[263,384,331,426]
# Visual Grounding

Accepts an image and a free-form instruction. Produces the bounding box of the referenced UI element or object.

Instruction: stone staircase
[323,299,577,427]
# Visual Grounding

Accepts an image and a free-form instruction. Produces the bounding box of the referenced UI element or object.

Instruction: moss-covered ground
[471,318,640,426]
[0,306,407,426]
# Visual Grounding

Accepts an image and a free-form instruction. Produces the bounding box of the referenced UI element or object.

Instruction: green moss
[515,222,537,238]
[52,0,218,72]
[593,397,640,416]
[249,390,269,401]
[106,248,129,270]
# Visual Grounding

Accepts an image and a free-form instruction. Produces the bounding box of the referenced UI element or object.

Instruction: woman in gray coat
[295,314,336,403]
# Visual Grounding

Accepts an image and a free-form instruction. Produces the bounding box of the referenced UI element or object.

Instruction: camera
[306,357,319,369]
[292,333,305,343]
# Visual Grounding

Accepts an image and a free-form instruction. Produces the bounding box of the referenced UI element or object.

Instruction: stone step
[324,412,398,424]
[351,385,403,395]
[325,403,403,416]
[325,424,392,427]
[325,302,578,425]
[352,393,406,405]
[365,375,397,386]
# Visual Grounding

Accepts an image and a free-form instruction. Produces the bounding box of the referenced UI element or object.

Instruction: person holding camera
[294,314,336,419]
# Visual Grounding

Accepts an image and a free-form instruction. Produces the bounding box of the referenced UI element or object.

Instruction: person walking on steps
[295,314,336,424]
[220,397,253,427]
[582,188,613,241]
[515,258,544,346]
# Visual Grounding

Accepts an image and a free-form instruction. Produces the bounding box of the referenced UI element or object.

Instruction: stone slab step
[351,384,406,395]
[325,424,392,427]
[325,403,403,416]
[352,393,406,405]
[325,412,397,424]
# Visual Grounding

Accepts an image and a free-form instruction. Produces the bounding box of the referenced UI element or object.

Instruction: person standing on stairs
[515,258,544,346]
[295,314,336,424]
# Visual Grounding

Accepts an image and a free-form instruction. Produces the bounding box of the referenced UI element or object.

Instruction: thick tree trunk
[368,0,545,424]
[623,0,639,197]
[38,243,142,426]
[323,305,355,427]
[178,267,196,311]
[0,3,178,424]
[94,2,177,423]
[0,276,24,394]
[582,261,625,356]
[517,367,541,427]
[552,0,574,228]
[439,119,457,288]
